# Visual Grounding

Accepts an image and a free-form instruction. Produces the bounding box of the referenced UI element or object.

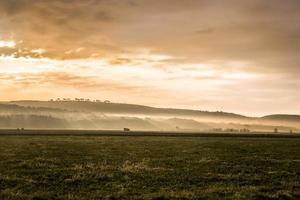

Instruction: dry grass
[0,135,299,199]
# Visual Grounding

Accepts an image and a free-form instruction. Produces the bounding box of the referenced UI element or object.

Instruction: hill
[261,114,300,122]
[0,100,298,131]
[9,100,248,121]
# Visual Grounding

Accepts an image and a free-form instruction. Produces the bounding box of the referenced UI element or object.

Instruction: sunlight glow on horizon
[0,52,267,116]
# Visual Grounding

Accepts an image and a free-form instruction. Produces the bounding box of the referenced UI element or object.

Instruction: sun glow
[0,40,16,48]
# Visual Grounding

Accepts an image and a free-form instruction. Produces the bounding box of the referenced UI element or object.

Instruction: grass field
[0,134,300,199]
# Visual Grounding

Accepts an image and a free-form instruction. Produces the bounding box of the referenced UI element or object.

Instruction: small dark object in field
[225,128,239,132]
[123,128,130,132]
[274,128,278,133]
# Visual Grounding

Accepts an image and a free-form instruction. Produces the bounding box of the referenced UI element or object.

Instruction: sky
[0,0,300,116]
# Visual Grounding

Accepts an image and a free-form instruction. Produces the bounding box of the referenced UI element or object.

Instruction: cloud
[0,0,27,15]
[0,0,120,59]
[0,0,299,114]
[0,72,139,92]
[0,70,176,107]
[195,28,215,35]
[0,40,16,48]
[0,0,299,70]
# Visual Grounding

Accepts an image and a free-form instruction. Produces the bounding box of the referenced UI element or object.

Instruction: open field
[0,129,300,138]
[0,133,300,199]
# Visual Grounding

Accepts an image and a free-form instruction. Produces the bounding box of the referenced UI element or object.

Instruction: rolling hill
[0,100,298,131]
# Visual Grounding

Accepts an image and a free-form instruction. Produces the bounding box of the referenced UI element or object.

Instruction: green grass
[0,136,300,199]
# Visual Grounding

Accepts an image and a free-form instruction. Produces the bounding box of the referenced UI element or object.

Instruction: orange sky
[0,0,300,116]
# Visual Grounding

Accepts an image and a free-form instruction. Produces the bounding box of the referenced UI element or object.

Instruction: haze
[0,0,300,116]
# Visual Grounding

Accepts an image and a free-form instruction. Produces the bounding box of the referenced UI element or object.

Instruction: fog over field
[0,100,299,133]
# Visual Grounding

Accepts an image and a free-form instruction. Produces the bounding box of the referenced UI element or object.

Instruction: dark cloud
[0,0,28,15]
[0,0,119,58]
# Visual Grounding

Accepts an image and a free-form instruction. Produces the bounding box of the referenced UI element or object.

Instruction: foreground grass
[0,136,299,199]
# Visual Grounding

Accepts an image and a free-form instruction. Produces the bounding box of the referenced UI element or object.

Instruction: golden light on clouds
[0,0,300,115]
[0,39,15,48]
